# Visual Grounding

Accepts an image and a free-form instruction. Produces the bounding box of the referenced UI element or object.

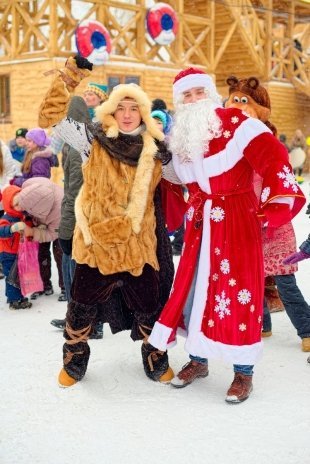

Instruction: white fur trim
[173,74,217,103]
[185,334,263,365]
[202,118,271,178]
[148,322,174,351]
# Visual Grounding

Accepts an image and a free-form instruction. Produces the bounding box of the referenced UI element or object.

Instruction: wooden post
[136,0,146,63]
[287,0,295,78]
[49,0,58,57]
[264,0,273,81]
[11,2,18,59]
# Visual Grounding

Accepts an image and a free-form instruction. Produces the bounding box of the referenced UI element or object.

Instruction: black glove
[59,238,73,256]
[74,55,93,71]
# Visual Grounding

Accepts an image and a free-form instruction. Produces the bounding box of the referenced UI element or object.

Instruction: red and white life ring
[75,20,112,65]
[146,3,178,46]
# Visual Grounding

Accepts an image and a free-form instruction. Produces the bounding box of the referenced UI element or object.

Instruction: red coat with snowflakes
[149,107,305,365]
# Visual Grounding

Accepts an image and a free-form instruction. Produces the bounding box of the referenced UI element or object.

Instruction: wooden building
[0,0,309,142]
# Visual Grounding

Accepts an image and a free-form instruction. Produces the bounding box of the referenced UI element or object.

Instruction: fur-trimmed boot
[59,323,92,387]
[265,276,285,313]
[139,324,174,383]
[58,300,97,387]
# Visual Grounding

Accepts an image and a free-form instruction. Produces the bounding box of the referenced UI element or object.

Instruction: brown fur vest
[72,136,162,277]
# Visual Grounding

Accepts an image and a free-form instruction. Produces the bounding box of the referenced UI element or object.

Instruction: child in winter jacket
[11,128,55,187]
[0,185,33,309]
[11,177,65,301]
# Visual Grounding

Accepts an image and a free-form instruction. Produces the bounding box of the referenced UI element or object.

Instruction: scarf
[86,122,171,166]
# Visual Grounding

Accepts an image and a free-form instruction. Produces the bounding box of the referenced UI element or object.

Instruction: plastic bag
[7,257,20,289]
[18,240,43,296]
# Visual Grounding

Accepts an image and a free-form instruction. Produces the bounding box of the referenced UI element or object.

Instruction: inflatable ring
[146,2,178,46]
[75,20,112,65]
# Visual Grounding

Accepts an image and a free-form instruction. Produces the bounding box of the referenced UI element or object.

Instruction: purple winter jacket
[12,148,55,187]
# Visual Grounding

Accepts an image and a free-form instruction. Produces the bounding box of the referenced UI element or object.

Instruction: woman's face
[83,91,102,108]
[114,99,142,132]
[26,139,38,151]
[153,118,164,132]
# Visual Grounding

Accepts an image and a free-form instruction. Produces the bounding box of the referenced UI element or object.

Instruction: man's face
[15,136,27,148]
[114,99,142,132]
[182,87,207,104]
[83,91,102,108]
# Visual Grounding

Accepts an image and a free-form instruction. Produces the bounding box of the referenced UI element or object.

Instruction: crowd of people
[0,54,310,404]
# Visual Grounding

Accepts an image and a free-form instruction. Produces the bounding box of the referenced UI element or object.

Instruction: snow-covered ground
[1,180,310,464]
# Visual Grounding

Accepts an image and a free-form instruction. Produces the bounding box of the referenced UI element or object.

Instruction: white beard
[169,99,222,163]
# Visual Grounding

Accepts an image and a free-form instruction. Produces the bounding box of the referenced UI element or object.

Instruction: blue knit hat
[151,109,172,135]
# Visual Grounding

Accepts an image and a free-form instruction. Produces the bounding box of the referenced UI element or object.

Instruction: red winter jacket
[0,185,26,254]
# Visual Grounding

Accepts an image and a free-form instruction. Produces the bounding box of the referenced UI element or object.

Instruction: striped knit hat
[84,83,108,102]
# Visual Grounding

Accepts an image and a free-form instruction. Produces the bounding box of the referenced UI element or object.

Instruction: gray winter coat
[300,234,310,255]
[58,96,90,240]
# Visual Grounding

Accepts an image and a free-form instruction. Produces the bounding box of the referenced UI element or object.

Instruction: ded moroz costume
[148,68,306,402]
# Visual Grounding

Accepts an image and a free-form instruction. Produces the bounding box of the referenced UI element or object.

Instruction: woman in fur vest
[38,55,174,388]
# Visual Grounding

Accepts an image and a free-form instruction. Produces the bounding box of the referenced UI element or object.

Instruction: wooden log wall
[0,59,309,144]
[0,59,177,142]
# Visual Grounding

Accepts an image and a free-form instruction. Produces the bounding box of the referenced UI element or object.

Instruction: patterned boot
[139,324,174,383]
[59,323,92,387]
[58,300,96,387]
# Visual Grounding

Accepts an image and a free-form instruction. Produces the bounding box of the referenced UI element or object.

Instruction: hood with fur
[95,83,164,141]
[2,185,23,218]
[18,177,62,221]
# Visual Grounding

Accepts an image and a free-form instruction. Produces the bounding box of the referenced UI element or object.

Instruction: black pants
[39,240,64,290]
[63,263,161,380]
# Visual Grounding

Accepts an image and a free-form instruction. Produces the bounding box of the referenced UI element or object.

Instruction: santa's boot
[139,324,174,383]
[265,276,285,313]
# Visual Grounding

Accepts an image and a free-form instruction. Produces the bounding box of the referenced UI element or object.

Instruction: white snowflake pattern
[208,319,215,328]
[186,206,194,221]
[214,247,221,255]
[239,323,247,332]
[250,304,255,312]
[210,206,225,222]
[212,273,219,281]
[229,278,236,287]
[223,130,231,138]
[231,116,239,124]
[261,187,270,203]
[258,315,262,323]
[237,288,251,305]
[214,291,231,320]
[277,165,299,193]
[220,259,230,274]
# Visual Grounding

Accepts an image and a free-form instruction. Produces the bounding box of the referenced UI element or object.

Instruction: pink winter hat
[26,128,51,147]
